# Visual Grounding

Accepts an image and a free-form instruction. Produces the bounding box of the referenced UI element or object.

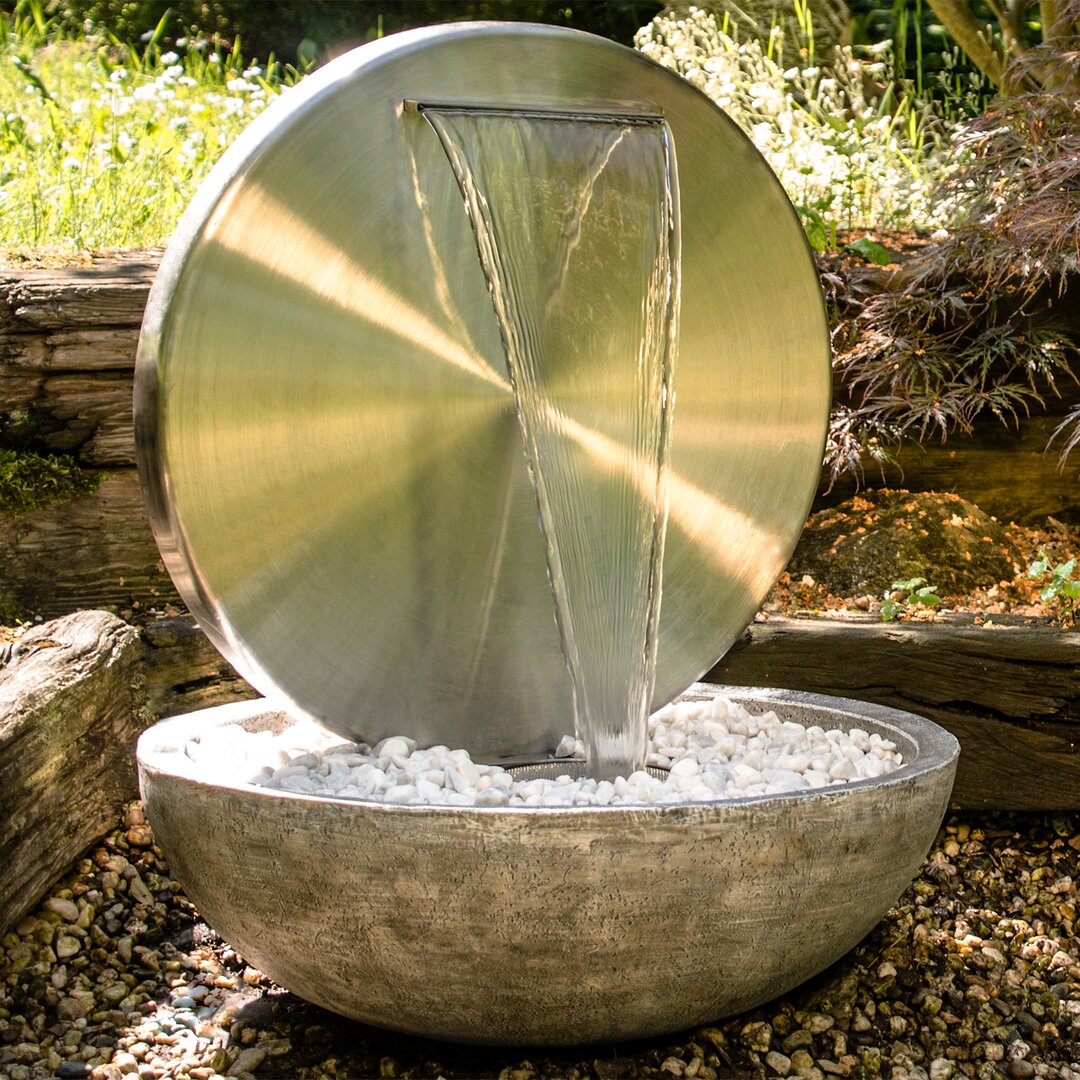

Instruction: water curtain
[423,104,681,779]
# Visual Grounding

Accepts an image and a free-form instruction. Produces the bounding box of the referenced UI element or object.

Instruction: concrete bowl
[136,684,958,1045]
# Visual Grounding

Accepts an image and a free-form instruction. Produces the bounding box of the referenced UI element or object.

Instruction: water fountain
[134,22,958,1045]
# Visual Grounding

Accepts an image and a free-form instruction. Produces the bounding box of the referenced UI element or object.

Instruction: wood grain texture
[0,251,161,332]
[708,615,1080,810]
[0,611,143,935]
[140,615,256,720]
[0,469,180,620]
[818,384,1080,523]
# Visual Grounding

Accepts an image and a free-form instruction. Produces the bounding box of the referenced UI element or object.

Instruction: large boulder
[0,612,144,934]
[788,490,1025,596]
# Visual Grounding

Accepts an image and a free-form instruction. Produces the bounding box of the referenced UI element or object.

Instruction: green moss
[0,448,102,515]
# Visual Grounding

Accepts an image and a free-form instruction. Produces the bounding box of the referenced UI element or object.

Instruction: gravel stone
[43,898,80,923]
[226,1046,266,1074]
[766,1049,792,1075]
[2,803,1079,1079]
[741,1020,773,1052]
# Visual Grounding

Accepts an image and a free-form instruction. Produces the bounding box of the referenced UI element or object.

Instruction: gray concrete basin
[136,684,958,1045]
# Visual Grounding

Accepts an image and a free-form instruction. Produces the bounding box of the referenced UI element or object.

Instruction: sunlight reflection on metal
[207,182,512,395]
[551,412,784,599]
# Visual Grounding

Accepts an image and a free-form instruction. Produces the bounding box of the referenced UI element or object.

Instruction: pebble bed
[2,806,1079,1079]
[184,694,904,807]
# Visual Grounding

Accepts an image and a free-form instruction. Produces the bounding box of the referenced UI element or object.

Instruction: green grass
[1,0,984,252]
[0,0,297,250]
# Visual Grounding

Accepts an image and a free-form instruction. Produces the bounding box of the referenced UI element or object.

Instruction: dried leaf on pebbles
[1,805,1078,1079]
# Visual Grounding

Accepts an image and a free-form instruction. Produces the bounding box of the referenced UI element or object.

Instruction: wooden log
[708,614,1080,811]
[0,371,134,466]
[0,469,180,621]
[140,615,256,720]
[0,611,144,935]
[818,386,1080,523]
[0,252,161,332]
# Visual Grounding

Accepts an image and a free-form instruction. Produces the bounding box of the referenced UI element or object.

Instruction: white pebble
[554,734,578,757]
[373,736,415,758]
[237,694,902,808]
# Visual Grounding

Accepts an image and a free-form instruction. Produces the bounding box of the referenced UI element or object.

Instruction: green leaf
[891,577,927,591]
[845,237,893,266]
[1029,554,1050,578]
[798,207,828,252]
[146,7,172,51]
[880,599,901,621]
[1052,558,1076,580]
[1063,581,1080,600]
[914,589,941,606]
[1041,584,1060,603]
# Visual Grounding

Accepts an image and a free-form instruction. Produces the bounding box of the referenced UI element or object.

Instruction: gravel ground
[2,804,1078,1080]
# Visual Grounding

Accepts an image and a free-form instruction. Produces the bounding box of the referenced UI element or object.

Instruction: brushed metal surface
[137,687,959,1045]
[135,23,831,754]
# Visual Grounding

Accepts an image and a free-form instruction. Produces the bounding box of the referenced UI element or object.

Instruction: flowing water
[424,105,680,780]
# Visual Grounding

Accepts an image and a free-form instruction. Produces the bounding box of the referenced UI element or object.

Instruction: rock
[127,875,153,907]
[112,1052,138,1074]
[766,1050,792,1076]
[1008,1062,1036,1079]
[929,1062,954,1080]
[43,897,80,922]
[56,934,82,958]
[789,1049,814,1073]
[56,1064,92,1079]
[100,983,128,1005]
[227,1047,267,1075]
[782,1029,814,1053]
[787,490,1023,595]
[741,1021,773,1052]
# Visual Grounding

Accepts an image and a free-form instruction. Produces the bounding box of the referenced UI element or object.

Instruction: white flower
[109,68,127,82]
[160,51,180,65]
[61,155,81,171]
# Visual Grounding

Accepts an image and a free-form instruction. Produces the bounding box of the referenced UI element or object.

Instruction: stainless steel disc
[135,22,830,757]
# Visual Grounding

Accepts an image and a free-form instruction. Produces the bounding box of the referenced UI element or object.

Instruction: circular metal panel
[135,23,830,756]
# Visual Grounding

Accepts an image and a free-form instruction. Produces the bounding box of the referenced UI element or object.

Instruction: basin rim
[138,684,960,817]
